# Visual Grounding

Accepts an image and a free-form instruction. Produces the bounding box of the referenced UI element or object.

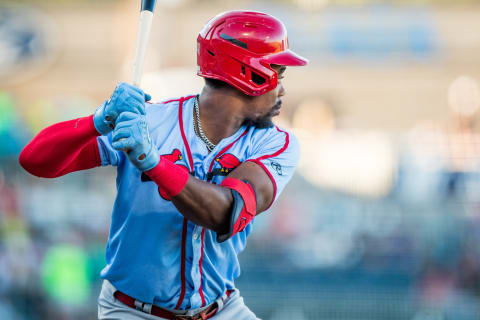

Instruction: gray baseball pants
[98,280,259,320]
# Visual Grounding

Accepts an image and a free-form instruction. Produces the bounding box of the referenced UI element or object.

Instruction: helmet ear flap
[251,71,266,85]
[242,64,267,86]
[238,63,273,93]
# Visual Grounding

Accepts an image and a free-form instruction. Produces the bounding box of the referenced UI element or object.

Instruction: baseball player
[19,11,307,320]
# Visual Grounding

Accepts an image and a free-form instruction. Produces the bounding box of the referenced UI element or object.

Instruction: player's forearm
[19,115,101,178]
[171,177,233,233]
[144,158,232,233]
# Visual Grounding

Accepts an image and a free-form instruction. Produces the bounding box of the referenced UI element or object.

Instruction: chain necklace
[193,96,216,152]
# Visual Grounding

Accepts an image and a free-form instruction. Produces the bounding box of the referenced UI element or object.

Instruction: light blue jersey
[97,95,299,310]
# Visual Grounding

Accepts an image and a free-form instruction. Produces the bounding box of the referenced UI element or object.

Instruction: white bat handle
[132,10,154,87]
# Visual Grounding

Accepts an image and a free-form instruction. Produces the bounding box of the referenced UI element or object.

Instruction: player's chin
[251,116,275,129]
[243,111,277,128]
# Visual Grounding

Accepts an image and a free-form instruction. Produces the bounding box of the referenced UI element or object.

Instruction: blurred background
[1,0,480,319]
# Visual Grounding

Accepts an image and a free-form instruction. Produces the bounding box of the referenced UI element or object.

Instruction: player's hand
[111,112,159,171]
[93,82,151,135]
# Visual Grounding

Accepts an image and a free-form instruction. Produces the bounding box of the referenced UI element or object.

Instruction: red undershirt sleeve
[19,115,102,178]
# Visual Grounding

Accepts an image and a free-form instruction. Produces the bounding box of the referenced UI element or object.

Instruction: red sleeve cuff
[145,157,190,200]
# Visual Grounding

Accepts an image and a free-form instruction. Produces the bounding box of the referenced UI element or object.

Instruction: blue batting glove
[93,82,151,135]
[111,112,159,171]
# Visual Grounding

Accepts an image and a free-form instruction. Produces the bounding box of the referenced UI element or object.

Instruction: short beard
[243,101,281,129]
[243,115,274,129]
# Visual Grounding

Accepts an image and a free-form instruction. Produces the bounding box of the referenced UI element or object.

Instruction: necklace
[193,96,216,152]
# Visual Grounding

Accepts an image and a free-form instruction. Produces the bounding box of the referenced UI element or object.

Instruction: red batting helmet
[197,11,308,96]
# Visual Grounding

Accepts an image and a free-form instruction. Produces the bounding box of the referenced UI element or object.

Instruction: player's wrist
[145,156,190,199]
[93,101,114,135]
[134,144,160,171]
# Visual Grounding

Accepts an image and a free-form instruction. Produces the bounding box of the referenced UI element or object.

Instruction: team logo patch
[207,153,241,180]
[270,161,283,176]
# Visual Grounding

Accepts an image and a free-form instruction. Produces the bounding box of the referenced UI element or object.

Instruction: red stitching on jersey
[175,95,196,310]
[198,228,206,307]
[175,217,188,309]
[198,126,249,302]
[206,129,249,181]
[246,159,277,210]
[245,126,288,209]
[161,95,196,105]
[178,96,196,172]
[253,126,289,161]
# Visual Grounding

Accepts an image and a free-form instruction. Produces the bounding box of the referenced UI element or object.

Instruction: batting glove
[111,112,159,171]
[93,82,151,135]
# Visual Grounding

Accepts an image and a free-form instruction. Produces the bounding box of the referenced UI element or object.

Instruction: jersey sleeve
[97,133,121,166]
[247,127,300,207]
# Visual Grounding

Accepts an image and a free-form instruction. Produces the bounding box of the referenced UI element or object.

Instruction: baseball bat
[124,0,157,156]
[132,0,157,87]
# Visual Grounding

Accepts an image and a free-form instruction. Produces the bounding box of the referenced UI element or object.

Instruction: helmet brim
[263,49,308,67]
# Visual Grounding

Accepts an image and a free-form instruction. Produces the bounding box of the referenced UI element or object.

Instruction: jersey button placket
[189,226,203,307]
